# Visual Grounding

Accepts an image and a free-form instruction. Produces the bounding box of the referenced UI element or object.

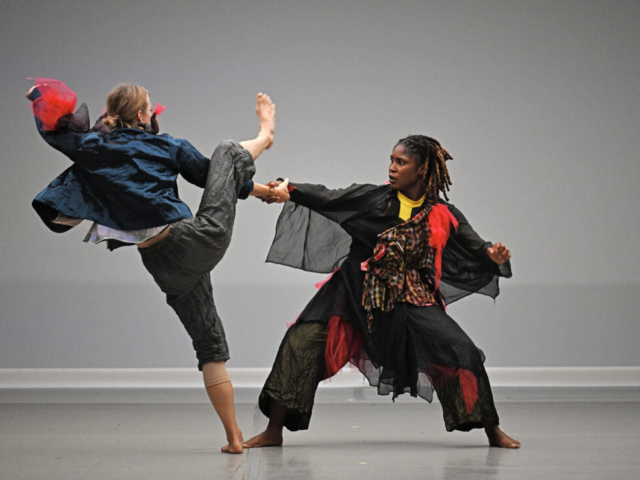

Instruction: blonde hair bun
[103,84,149,130]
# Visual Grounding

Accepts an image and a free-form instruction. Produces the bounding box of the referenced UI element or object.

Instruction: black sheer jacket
[267,182,511,306]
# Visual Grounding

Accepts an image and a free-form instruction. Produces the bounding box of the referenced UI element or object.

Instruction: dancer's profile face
[388,144,424,192]
[138,95,152,125]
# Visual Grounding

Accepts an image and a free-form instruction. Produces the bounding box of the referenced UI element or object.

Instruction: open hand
[487,242,511,265]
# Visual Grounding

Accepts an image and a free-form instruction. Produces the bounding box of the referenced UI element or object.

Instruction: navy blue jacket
[30,88,253,234]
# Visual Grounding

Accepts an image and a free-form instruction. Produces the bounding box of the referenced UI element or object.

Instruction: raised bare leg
[483,421,521,448]
[203,362,244,453]
[239,93,275,161]
[243,398,285,448]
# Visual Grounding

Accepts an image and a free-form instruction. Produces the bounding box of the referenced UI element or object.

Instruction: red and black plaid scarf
[361,203,458,329]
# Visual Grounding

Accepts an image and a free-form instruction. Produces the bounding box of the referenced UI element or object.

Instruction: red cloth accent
[287,184,296,192]
[31,78,77,131]
[325,316,364,378]
[315,268,339,289]
[458,369,479,415]
[153,102,166,116]
[429,365,478,415]
[427,204,458,288]
[360,242,386,271]
[374,243,387,261]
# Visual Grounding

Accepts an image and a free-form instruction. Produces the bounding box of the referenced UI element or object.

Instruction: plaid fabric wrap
[361,205,439,328]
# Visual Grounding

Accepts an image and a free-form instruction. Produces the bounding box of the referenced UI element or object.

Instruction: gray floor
[2,396,640,479]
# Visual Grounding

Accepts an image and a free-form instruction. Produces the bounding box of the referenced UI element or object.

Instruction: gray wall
[1,0,638,369]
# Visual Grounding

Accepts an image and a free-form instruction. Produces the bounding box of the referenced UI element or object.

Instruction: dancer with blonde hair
[27,79,288,453]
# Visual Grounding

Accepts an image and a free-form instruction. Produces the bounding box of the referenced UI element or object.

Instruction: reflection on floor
[1,396,640,479]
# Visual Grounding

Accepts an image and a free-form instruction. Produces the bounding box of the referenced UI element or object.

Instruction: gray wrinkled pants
[138,141,255,370]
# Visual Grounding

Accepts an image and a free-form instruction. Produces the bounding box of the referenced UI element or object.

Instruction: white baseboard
[1,366,640,389]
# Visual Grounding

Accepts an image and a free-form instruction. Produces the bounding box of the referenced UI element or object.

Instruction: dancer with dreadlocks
[244,135,520,449]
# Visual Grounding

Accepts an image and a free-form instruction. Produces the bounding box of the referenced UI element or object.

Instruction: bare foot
[255,93,275,149]
[485,425,521,448]
[221,428,244,454]
[243,429,283,448]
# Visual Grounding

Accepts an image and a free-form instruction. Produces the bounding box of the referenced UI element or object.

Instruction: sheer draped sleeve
[266,182,386,273]
[439,202,512,304]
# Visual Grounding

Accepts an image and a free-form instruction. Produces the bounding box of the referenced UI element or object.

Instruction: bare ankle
[258,130,274,149]
[483,421,498,431]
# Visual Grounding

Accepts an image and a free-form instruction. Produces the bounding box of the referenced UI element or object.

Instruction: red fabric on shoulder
[428,204,458,289]
[31,78,77,131]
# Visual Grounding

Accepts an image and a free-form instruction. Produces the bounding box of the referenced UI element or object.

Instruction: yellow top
[397,191,426,221]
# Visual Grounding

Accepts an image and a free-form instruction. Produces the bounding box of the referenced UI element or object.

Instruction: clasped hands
[258,178,290,204]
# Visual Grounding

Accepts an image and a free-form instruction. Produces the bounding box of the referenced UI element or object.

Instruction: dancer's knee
[284,322,326,350]
[203,361,231,388]
[212,140,242,160]
[192,215,233,250]
[279,322,327,368]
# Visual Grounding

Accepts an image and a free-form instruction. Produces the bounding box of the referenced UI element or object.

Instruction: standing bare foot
[243,429,283,448]
[255,93,275,149]
[485,424,521,448]
[221,427,244,454]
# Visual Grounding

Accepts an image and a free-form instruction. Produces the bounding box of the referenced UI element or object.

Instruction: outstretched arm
[250,179,290,203]
[445,202,512,282]
[447,204,511,262]
[487,242,511,265]
[26,84,89,158]
[439,203,512,304]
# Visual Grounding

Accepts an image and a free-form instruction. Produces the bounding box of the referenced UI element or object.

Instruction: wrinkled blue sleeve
[174,139,210,188]
[238,180,254,200]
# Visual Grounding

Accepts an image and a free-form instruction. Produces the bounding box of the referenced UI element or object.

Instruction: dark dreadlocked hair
[394,134,453,201]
